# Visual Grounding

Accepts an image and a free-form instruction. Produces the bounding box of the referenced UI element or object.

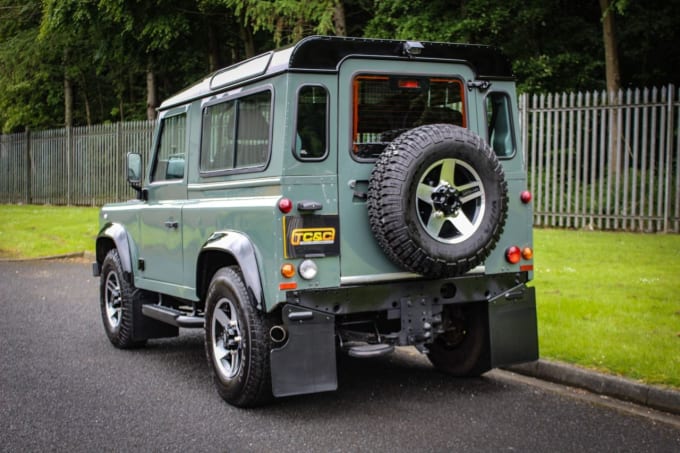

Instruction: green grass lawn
[0,204,99,259]
[534,228,680,388]
[1,204,678,388]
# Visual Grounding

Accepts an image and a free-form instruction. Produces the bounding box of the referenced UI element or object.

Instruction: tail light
[505,246,521,264]
[278,197,293,213]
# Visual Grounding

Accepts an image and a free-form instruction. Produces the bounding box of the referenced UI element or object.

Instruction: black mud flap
[488,285,539,367]
[132,294,178,341]
[270,305,337,398]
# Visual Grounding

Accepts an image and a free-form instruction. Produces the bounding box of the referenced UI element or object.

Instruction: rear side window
[295,85,328,160]
[151,113,186,182]
[485,92,515,157]
[352,75,466,159]
[200,90,272,174]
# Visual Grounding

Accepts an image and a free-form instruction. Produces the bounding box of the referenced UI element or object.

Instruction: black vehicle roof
[160,35,513,109]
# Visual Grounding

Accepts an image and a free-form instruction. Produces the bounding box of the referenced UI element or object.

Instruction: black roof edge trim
[159,35,514,110]
[289,35,513,79]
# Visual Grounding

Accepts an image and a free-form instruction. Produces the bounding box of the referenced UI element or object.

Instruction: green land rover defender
[93,36,538,407]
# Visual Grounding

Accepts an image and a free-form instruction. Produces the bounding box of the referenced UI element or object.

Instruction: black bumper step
[347,343,395,358]
[141,304,204,328]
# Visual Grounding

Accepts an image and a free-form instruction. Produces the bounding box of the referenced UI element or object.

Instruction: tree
[599,0,622,94]
[0,0,64,132]
[364,0,604,93]
[214,0,346,46]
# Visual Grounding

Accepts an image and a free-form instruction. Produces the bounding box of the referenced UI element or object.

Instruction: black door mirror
[127,152,143,189]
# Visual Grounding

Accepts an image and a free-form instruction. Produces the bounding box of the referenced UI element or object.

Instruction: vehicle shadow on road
[126,332,509,411]
[264,347,510,414]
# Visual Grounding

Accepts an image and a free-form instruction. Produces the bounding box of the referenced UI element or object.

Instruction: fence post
[66,126,71,206]
[25,130,32,204]
[116,122,122,203]
[664,84,675,232]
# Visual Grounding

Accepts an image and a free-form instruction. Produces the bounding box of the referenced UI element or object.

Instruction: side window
[295,85,328,160]
[201,90,271,173]
[486,92,515,157]
[151,113,186,182]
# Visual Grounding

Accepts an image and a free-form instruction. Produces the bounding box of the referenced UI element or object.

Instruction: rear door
[336,58,475,281]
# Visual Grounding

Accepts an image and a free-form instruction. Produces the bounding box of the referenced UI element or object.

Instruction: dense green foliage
[1,0,679,132]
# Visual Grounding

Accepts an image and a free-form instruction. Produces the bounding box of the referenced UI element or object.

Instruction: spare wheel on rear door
[367,123,508,278]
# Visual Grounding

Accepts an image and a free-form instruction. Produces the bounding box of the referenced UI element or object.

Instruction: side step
[347,343,395,358]
[141,304,204,328]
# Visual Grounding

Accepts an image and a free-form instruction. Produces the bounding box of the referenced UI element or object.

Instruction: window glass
[352,76,465,159]
[201,90,271,173]
[151,113,186,182]
[486,92,515,157]
[295,86,328,160]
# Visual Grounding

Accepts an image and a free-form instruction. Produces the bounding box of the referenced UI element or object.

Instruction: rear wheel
[427,304,490,377]
[205,267,272,407]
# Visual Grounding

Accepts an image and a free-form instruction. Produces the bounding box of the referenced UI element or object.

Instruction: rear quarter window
[485,92,516,158]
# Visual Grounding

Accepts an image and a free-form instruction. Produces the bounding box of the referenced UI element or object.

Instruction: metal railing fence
[0,121,154,206]
[520,85,679,232]
[1,85,678,232]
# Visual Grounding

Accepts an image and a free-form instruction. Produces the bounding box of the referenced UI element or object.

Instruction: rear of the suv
[95,36,538,407]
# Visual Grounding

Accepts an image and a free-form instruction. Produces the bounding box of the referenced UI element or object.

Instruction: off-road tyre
[99,248,147,349]
[368,123,508,278]
[427,303,490,377]
[205,267,272,407]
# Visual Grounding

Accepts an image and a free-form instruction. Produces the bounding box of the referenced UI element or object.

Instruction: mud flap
[488,285,539,367]
[132,294,178,341]
[270,305,337,397]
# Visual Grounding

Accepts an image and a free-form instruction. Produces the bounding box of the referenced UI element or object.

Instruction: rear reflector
[279,282,297,291]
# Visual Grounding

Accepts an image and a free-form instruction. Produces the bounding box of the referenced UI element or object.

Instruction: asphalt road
[1,261,679,452]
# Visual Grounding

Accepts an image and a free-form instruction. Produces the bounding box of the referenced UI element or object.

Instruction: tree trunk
[146,66,157,121]
[240,22,256,58]
[599,0,622,178]
[64,74,73,128]
[207,22,221,72]
[599,0,621,93]
[80,75,92,126]
[63,49,73,128]
[333,1,347,36]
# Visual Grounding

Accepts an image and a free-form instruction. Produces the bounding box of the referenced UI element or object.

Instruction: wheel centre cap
[431,185,461,215]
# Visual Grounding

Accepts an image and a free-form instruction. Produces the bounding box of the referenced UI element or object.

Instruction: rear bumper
[270,273,538,397]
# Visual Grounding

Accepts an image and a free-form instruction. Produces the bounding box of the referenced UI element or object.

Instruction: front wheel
[99,248,146,349]
[204,267,272,407]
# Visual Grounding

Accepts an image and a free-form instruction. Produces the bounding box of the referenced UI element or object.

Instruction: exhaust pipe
[269,325,288,344]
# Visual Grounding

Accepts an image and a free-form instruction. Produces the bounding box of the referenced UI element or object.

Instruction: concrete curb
[0,251,94,262]
[506,360,680,416]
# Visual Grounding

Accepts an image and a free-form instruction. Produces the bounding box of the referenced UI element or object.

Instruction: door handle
[164,219,179,229]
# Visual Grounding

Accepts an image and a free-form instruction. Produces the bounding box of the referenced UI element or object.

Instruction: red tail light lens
[505,246,521,264]
[278,198,293,213]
